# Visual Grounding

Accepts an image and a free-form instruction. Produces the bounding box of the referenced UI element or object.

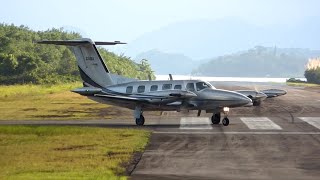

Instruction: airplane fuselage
[88,79,251,112]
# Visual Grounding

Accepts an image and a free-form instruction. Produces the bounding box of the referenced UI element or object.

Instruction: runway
[2,115,320,179]
[1,83,320,179]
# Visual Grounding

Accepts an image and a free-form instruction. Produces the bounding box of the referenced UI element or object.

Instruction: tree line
[0,24,154,85]
[192,46,320,77]
[305,67,320,84]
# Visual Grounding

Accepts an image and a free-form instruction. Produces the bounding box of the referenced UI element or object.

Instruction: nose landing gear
[211,107,230,126]
[222,117,229,126]
[211,113,221,124]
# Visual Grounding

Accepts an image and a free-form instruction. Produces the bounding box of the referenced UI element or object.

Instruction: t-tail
[36,38,129,88]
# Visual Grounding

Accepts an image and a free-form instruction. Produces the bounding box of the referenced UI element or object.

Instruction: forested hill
[192,46,320,77]
[135,49,196,75]
[0,24,154,85]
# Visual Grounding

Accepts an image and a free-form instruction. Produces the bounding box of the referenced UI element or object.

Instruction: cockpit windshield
[196,81,213,91]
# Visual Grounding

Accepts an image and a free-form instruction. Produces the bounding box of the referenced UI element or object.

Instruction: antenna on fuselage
[169,74,173,80]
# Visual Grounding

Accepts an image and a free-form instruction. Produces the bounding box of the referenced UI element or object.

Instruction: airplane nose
[219,90,252,106]
[257,92,268,99]
[236,93,252,105]
[204,89,252,107]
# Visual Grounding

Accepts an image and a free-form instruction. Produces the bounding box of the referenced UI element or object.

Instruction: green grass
[0,126,150,179]
[0,83,116,120]
[0,82,82,97]
[286,82,320,87]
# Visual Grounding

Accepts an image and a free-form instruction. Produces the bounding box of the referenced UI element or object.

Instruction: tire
[253,100,261,106]
[135,115,145,126]
[211,113,221,124]
[222,117,229,126]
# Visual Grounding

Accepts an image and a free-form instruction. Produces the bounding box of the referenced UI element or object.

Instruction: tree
[0,23,155,84]
[305,67,320,84]
[0,53,18,75]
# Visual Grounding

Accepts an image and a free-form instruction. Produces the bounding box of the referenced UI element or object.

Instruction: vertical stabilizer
[36,38,126,88]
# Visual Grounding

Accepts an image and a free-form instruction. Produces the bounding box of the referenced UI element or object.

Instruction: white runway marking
[299,117,320,129]
[241,117,282,130]
[180,117,212,129]
[154,131,320,135]
[294,94,306,98]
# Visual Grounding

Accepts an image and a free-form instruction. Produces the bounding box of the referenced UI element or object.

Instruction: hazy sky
[1,0,319,42]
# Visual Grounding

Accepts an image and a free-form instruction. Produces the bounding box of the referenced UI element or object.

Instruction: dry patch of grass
[0,126,150,179]
[0,83,115,120]
[286,82,320,87]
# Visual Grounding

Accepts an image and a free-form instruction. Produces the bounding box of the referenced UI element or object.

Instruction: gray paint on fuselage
[106,80,206,94]
[100,80,251,111]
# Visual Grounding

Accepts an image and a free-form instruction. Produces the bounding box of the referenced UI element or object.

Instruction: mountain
[135,50,197,75]
[121,17,320,60]
[192,46,320,77]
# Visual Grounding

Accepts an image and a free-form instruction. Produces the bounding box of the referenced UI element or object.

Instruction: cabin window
[137,85,145,93]
[196,82,211,91]
[150,85,158,91]
[186,83,195,92]
[174,85,182,90]
[126,86,133,93]
[162,84,172,90]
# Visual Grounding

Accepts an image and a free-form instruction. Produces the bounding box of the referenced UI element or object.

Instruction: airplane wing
[72,87,197,110]
[94,94,150,103]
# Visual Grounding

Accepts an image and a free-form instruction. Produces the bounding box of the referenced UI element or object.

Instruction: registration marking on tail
[180,117,212,129]
[241,117,282,130]
[299,117,320,130]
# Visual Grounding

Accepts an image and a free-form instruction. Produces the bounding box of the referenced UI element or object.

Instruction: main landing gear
[135,114,145,126]
[211,107,230,126]
[134,106,145,126]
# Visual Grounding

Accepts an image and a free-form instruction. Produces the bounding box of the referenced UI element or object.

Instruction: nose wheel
[222,117,229,126]
[211,113,221,124]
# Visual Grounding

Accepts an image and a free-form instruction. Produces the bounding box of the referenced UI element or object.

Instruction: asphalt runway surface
[1,82,320,180]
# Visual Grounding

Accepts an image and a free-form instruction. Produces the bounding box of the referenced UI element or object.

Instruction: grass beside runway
[286,82,320,87]
[0,82,115,120]
[0,125,150,179]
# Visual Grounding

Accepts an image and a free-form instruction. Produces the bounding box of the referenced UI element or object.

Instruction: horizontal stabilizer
[71,87,102,96]
[35,39,126,46]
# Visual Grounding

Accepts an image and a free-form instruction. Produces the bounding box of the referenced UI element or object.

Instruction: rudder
[37,38,125,88]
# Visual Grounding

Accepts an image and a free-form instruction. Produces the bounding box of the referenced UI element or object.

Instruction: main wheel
[211,113,221,124]
[253,100,261,106]
[222,117,229,126]
[135,115,145,126]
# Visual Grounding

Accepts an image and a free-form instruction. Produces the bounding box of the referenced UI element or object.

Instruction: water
[156,75,306,83]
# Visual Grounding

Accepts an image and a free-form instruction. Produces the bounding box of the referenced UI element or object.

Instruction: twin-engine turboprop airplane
[36,38,252,126]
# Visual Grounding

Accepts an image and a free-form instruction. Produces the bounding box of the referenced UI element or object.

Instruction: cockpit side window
[150,85,158,91]
[186,83,195,92]
[196,82,211,91]
[126,86,133,93]
[162,84,172,90]
[174,85,182,90]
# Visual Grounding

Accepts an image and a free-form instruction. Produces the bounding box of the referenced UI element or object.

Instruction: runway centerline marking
[299,117,320,130]
[240,117,282,130]
[180,117,212,129]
